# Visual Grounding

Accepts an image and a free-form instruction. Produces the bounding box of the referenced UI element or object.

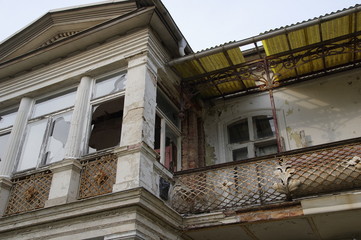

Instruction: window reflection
[0,133,10,162]
[0,109,17,129]
[93,73,126,99]
[33,90,76,118]
[17,119,48,171]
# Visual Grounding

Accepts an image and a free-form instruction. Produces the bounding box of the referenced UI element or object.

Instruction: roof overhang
[0,0,193,81]
[168,5,361,99]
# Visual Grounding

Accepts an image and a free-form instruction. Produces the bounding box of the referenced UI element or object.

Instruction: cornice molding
[0,188,182,234]
[0,1,138,62]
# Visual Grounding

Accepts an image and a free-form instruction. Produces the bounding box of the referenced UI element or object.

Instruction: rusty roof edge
[167,4,361,67]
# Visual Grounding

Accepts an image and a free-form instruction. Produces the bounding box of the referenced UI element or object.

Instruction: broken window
[227,115,277,161]
[154,90,181,171]
[88,97,124,153]
[87,71,126,153]
[0,108,18,163]
[17,90,75,171]
[93,72,126,99]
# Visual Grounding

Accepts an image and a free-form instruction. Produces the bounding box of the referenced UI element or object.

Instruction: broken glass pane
[17,119,47,171]
[93,73,126,99]
[45,111,72,164]
[88,97,124,153]
[0,133,10,162]
[33,90,76,118]
[228,119,249,144]
[0,109,17,129]
[253,115,275,139]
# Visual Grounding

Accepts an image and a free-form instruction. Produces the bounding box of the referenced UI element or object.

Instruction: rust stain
[237,205,303,223]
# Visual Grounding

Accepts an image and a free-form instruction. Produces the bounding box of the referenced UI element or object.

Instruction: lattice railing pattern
[171,142,361,214]
[286,143,361,198]
[78,154,117,199]
[5,171,52,216]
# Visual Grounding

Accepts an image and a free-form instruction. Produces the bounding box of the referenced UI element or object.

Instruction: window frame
[0,106,18,163]
[84,70,127,155]
[219,110,278,163]
[16,88,76,172]
[227,115,277,161]
[154,89,181,172]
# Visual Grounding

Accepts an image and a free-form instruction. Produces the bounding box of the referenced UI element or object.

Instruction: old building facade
[0,1,361,239]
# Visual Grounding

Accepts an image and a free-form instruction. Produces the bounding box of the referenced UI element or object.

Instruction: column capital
[0,177,12,190]
[49,158,82,174]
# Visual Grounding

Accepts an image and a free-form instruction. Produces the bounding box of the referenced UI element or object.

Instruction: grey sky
[0,0,360,51]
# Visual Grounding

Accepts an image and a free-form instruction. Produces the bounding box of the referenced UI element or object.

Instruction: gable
[0,1,138,62]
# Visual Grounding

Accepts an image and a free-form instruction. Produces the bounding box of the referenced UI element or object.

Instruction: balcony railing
[78,154,117,199]
[5,170,52,216]
[171,139,361,214]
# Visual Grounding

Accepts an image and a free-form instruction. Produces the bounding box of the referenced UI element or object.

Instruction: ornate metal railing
[5,171,53,216]
[171,140,361,214]
[78,154,117,199]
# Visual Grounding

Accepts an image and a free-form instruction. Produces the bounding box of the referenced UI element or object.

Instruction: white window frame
[16,88,76,172]
[155,109,182,171]
[0,107,18,163]
[218,110,279,163]
[155,89,181,171]
[84,70,127,155]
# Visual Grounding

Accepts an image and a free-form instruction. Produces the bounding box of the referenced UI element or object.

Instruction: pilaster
[0,177,12,216]
[0,97,34,176]
[120,53,157,148]
[45,159,82,207]
[64,75,93,158]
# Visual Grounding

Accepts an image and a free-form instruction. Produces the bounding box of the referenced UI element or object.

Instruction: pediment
[0,1,138,62]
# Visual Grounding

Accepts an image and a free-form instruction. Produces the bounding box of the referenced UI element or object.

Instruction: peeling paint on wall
[286,127,307,148]
[286,108,293,116]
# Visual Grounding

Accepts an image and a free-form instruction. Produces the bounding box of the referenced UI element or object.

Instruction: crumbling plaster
[274,68,361,149]
[203,68,361,165]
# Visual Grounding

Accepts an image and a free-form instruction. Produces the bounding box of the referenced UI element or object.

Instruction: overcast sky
[0,0,360,51]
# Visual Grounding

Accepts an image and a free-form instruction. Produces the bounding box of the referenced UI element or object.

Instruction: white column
[120,54,157,148]
[46,76,92,207]
[45,159,82,207]
[114,53,158,194]
[64,76,93,158]
[0,97,34,177]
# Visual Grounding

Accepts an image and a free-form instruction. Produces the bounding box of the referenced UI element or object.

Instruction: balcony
[171,138,361,215]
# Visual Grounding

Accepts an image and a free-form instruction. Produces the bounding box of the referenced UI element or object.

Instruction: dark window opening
[88,97,124,152]
[228,118,249,143]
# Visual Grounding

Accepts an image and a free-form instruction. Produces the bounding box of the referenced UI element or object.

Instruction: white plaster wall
[203,92,274,165]
[275,69,361,150]
[203,69,361,165]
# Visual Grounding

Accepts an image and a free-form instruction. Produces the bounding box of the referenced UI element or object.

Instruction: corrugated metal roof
[171,4,361,99]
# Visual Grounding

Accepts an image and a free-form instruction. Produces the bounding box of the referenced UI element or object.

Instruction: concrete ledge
[301,191,361,215]
[0,187,182,234]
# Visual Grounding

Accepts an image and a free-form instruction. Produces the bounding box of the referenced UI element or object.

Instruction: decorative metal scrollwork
[273,159,301,200]
[347,156,361,170]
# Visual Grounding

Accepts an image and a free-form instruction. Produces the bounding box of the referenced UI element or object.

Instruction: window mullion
[37,117,53,167]
[248,117,256,158]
